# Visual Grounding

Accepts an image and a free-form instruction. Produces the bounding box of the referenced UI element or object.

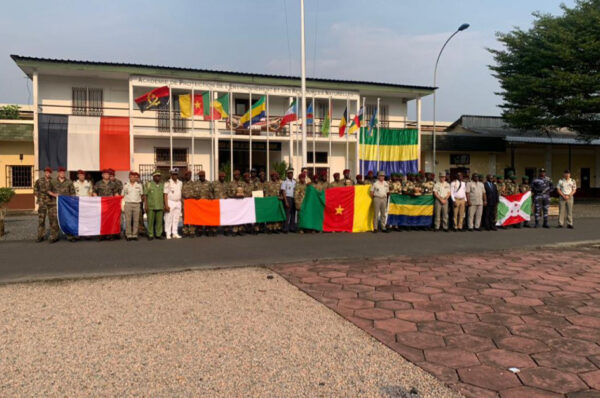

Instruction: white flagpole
[214,90,219,179]
[266,93,270,181]
[209,89,214,180]
[345,98,349,170]
[169,85,173,170]
[356,97,362,178]
[328,96,332,173]
[191,88,195,179]
[289,97,294,172]
[312,96,316,177]
[249,92,253,174]
[300,0,308,168]
[376,97,381,173]
[295,95,300,171]
[229,89,233,181]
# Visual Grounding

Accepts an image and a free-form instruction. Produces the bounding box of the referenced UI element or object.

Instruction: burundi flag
[240,96,266,128]
[135,86,170,112]
[338,107,348,137]
[348,107,364,135]
[497,191,532,227]
[279,100,298,128]
[298,185,374,232]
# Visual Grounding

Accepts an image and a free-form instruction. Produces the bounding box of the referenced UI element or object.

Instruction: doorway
[581,168,591,190]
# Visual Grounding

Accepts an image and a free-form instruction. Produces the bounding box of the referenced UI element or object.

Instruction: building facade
[12,55,433,184]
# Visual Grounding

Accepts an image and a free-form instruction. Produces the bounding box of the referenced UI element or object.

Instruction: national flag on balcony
[279,100,298,128]
[348,106,364,135]
[306,101,314,125]
[38,114,130,171]
[240,96,266,128]
[367,107,378,137]
[338,107,348,137]
[321,105,331,137]
[135,86,170,112]
[58,196,122,236]
[209,93,230,120]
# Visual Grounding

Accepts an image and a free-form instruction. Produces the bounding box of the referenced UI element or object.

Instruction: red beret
[299,173,306,179]
[356,174,363,179]
[343,169,350,174]
[102,169,110,174]
[109,170,115,176]
[129,171,136,176]
[44,167,52,173]
[58,167,66,172]
[77,169,85,175]
[320,170,327,176]
[333,172,340,177]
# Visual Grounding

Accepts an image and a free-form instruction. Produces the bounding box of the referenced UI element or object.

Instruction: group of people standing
[34,165,577,242]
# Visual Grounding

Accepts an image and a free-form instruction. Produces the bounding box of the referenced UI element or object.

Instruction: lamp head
[458,23,470,31]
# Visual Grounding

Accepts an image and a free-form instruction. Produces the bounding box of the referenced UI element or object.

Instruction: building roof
[10,55,435,97]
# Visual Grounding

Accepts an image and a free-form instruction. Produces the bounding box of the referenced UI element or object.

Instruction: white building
[11,55,434,181]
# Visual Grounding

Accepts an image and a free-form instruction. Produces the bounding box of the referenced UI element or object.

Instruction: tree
[489,0,600,139]
[0,105,20,119]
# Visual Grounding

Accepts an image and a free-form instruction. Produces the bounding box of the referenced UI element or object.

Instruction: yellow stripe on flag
[179,94,192,119]
[388,203,433,217]
[360,144,419,162]
[352,185,374,232]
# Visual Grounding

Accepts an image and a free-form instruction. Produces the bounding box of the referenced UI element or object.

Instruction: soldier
[193,170,213,236]
[122,171,144,241]
[301,167,312,184]
[294,173,308,233]
[48,167,75,242]
[330,172,344,188]
[211,171,230,236]
[228,170,246,236]
[557,169,576,229]
[370,171,389,233]
[403,173,416,195]
[466,173,486,231]
[518,176,531,228]
[181,170,196,238]
[495,175,506,196]
[265,172,283,233]
[94,169,118,197]
[422,173,435,195]
[281,168,297,233]
[342,169,354,186]
[319,170,330,189]
[163,169,183,239]
[433,173,451,232]
[144,170,165,240]
[356,174,365,185]
[34,167,54,242]
[250,168,258,186]
[109,169,123,195]
[505,175,518,195]
[243,172,256,233]
[73,170,92,197]
[136,172,147,237]
[390,173,402,194]
[531,168,553,228]
[252,171,268,234]
[365,170,376,185]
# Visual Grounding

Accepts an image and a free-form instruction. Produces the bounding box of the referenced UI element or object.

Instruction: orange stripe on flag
[184,199,220,226]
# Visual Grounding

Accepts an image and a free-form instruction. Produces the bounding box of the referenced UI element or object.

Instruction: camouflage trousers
[534,195,550,224]
[38,205,59,240]
[182,224,196,235]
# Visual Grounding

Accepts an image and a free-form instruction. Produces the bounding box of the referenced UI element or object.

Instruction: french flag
[58,196,122,236]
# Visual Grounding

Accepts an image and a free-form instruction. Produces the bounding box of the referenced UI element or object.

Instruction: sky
[0,0,575,122]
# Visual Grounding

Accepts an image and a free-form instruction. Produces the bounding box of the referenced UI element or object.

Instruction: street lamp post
[432,23,469,175]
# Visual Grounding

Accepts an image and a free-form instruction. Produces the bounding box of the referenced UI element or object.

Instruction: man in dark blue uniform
[530,168,553,228]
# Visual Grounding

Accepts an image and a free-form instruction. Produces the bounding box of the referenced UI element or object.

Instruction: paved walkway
[274,247,600,398]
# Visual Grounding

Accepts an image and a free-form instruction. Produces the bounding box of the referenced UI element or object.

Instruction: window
[365,104,389,127]
[317,102,328,119]
[157,98,186,132]
[155,148,187,164]
[307,151,328,164]
[450,154,470,165]
[6,165,33,189]
[72,87,103,116]
[235,99,248,115]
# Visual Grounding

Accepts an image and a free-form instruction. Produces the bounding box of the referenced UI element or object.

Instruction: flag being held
[184,196,285,226]
[58,196,122,236]
[497,191,532,227]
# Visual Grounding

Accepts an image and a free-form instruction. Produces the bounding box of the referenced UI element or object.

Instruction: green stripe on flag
[497,200,509,224]
[254,197,285,223]
[389,194,434,206]
[359,128,418,146]
[298,185,325,231]
[521,195,532,215]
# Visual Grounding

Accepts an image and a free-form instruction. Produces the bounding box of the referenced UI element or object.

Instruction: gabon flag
[298,185,374,232]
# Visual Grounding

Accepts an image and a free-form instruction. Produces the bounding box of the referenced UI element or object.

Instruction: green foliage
[220,161,231,182]
[489,0,600,139]
[272,160,287,179]
[0,188,15,205]
[0,105,20,120]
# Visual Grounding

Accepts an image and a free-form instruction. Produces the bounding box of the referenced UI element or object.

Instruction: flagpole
[229,88,233,181]
[191,88,195,178]
[312,96,316,177]
[266,93,270,181]
[289,96,294,172]
[300,0,308,168]
[376,97,381,173]
[249,92,252,174]
[210,89,214,180]
[345,98,349,170]
[214,90,219,179]
[356,97,362,178]
[169,85,173,170]
[295,95,300,171]
[328,96,332,173]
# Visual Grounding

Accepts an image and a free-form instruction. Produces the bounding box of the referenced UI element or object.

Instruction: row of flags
[134,85,379,136]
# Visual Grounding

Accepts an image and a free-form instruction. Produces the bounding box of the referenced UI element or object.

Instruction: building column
[595,147,600,188]
[488,153,497,175]
[416,96,422,171]
[545,144,552,177]
[32,71,39,212]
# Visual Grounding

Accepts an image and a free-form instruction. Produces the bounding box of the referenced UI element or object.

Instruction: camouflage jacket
[264,181,282,197]
[228,179,246,198]
[112,179,123,195]
[194,180,212,199]
[211,181,229,199]
[519,183,531,194]
[403,181,415,195]
[34,177,54,206]
[329,180,345,188]
[495,182,506,196]
[253,181,268,196]
[343,177,354,186]
[94,180,118,197]
[504,181,518,195]
[181,181,196,199]
[51,178,75,196]
[294,183,307,210]
[422,180,435,195]
[390,181,403,194]
[242,181,254,197]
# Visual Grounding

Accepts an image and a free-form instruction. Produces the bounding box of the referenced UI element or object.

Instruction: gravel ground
[0,267,460,398]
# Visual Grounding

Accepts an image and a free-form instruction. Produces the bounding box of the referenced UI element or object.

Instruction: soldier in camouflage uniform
[108,169,123,195]
[505,175,518,195]
[320,170,331,190]
[241,172,255,234]
[403,174,416,195]
[48,167,75,242]
[342,169,354,186]
[390,174,402,194]
[330,172,344,188]
[294,173,308,233]
[365,171,376,185]
[181,171,196,237]
[192,170,213,236]
[356,174,365,185]
[311,171,326,192]
[34,167,55,242]
[265,172,283,232]
[495,176,506,196]
[422,173,435,195]
[94,169,119,240]
[252,171,268,233]
[227,170,247,235]
[249,168,258,186]
[531,168,553,228]
[210,171,230,236]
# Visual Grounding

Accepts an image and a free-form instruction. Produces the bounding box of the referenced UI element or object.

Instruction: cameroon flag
[299,185,374,232]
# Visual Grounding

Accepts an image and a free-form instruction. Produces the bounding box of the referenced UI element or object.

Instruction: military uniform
[94,180,118,197]
[531,173,553,227]
[112,178,123,195]
[34,176,55,241]
[495,179,506,196]
[181,180,196,236]
[49,176,75,240]
[265,179,283,231]
[144,178,165,239]
[330,180,345,188]
[403,180,416,195]
[73,179,92,197]
[422,180,435,195]
[505,180,518,195]
[343,177,354,186]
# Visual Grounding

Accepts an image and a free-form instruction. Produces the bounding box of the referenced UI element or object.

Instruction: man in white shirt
[466,173,487,231]
[370,171,390,232]
[433,173,451,231]
[450,172,467,231]
[163,169,183,239]
[73,169,92,197]
[123,171,145,240]
[557,169,577,229]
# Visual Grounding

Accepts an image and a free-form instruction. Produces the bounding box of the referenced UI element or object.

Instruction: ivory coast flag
[184,197,285,226]
[497,191,532,227]
[299,185,373,232]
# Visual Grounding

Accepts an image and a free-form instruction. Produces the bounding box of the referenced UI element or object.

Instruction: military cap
[287,167,294,173]
[333,172,340,178]
[152,170,161,177]
[169,168,179,174]
[522,176,529,180]
[58,167,66,172]
[398,172,404,176]
[439,172,446,177]
[250,168,257,173]
[270,171,278,176]
[184,170,192,176]
[564,169,570,174]
[377,171,385,177]
[44,167,52,173]
[129,170,136,176]
[243,172,250,177]
[343,169,350,174]
[509,175,517,180]
[108,168,115,176]
[101,169,110,174]
[320,170,327,176]
[299,173,306,179]
[391,173,398,177]
[356,174,363,179]
[77,169,85,175]
[198,170,206,175]
[496,175,503,179]
[367,170,374,176]
[539,168,546,172]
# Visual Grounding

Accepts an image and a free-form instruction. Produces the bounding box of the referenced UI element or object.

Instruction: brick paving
[273,248,600,398]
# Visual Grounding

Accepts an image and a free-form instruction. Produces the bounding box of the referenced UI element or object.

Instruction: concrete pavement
[0,218,598,283]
